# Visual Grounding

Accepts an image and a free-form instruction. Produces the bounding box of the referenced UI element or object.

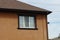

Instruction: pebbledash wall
[0,12,48,40]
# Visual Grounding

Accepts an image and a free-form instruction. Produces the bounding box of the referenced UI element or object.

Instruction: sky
[17,0,60,39]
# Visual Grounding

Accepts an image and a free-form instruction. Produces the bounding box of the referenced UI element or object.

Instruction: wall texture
[0,12,48,40]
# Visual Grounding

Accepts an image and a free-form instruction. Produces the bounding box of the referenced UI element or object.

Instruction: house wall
[0,12,48,40]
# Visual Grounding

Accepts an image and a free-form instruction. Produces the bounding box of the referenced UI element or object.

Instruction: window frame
[18,15,38,30]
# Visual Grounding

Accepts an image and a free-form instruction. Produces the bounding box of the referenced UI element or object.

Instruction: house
[0,0,52,40]
[49,37,60,40]
[49,34,60,40]
[49,38,60,40]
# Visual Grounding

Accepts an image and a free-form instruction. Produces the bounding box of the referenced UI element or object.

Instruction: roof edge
[0,8,52,15]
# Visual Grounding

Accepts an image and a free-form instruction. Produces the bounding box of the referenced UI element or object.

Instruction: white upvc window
[19,16,35,29]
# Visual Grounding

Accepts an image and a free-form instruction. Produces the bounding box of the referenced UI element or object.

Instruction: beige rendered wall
[0,12,48,40]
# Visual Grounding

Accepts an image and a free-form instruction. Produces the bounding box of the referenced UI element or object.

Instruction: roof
[49,37,60,40]
[0,0,52,15]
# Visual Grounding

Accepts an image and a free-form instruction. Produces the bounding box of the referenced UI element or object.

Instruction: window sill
[17,28,38,30]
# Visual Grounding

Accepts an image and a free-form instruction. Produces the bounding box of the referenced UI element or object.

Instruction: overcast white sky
[18,0,60,39]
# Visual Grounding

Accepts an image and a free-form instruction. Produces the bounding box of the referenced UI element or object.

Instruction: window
[18,15,37,29]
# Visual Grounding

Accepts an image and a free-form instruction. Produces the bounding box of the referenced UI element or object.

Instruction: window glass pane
[19,16,35,29]
[24,16,29,27]
[19,16,24,28]
[29,16,35,28]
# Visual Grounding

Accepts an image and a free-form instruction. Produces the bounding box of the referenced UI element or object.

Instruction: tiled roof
[0,0,52,14]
